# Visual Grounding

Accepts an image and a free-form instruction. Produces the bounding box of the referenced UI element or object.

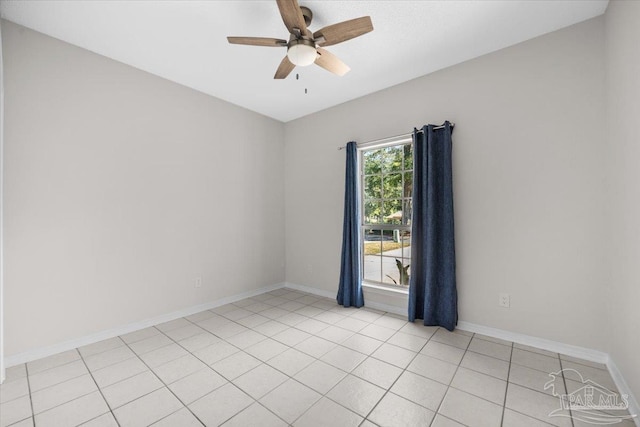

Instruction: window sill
[362,281,409,296]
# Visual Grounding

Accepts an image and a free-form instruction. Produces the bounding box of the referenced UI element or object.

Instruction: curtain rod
[337,123,455,150]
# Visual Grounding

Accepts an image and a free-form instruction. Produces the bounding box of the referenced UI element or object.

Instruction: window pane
[361,142,412,287]
[364,175,382,199]
[404,144,413,170]
[382,256,399,286]
[401,230,412,259]
[382,146,403,173]
[403,172,413,198]
[383,230,404,257]
[364,257,382,283]
[381,229,394,243]
[363,229,382,283]
[383,173,402,198]
[403,199,412,226]
[380,230,407,286]
[364,200,382,224]
[383,199,403,224]
[363,150,382,175]
[382,257,410,287]
[363,229,382,256]
[402,258,411,287]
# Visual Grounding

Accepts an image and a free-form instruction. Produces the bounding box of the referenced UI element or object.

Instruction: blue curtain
[337,141,364,307]
[408,122,457,330]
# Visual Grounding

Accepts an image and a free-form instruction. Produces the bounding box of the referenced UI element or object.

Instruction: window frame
[358,135,413,294]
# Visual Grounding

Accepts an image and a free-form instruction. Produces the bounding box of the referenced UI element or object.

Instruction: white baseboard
[4,282,286,368]
[456,320,609,364]
[607,357,640,426]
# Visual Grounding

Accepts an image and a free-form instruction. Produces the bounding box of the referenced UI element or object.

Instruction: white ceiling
[1,1,608,122]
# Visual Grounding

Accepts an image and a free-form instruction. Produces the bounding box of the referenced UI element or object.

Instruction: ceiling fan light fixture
[227,1,373,79]
[287,39,317,66]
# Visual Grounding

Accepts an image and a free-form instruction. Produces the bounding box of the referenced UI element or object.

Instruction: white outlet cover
[499,293,510,308]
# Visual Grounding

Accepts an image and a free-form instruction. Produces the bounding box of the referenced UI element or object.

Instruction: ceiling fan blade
[276,0,307,35]
[314,48,350,76]
[227,37,288,47]
[313,16,373,47]
[274,56,296,79]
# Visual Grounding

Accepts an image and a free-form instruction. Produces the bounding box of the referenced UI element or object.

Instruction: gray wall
[2,20,285,357]
[284,17,608,351]
[604,0,640,402]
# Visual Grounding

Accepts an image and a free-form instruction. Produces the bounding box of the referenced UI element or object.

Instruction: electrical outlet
[499,293,510,308]
[195,277,202,288]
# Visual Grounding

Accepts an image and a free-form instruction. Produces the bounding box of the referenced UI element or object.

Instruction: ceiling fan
[227,0,373,79]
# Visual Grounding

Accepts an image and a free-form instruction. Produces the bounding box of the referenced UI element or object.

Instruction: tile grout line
[506,343,581,425]
[17,354,117,426]
[508,348,595,426]
[291,322,418,425]
[88,354,150,390]
[558,355,575,427]
[75,346,122,427]
[24,372,93,409]
[348,324,447,425]
[179,297,367,425]
[499,340,515,426]
[214,299,483,425]
[194,296,417,425]
[503,408,558,427]
[161,308,349,426]
[315,330,425,423]
[0,312,393,411]
[79,339,132,359]
[19,357,83,384]
[9,289,608,427]
[116,326,212,427]
[325,316,432,414]
[151,323,290,426]
[91,378,179,427]
[458,343,570,424]
[16,296,420,424]
[75,335,198,411]
[510,350,581,425]
[24,363,36,427]
[11,337,159,393]
[17,375,110,426]
[427,330,475,427]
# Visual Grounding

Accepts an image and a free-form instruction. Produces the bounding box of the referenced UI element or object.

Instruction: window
[360,138,413,289]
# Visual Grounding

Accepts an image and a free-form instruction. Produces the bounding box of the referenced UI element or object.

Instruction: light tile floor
[0,289,636,427]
